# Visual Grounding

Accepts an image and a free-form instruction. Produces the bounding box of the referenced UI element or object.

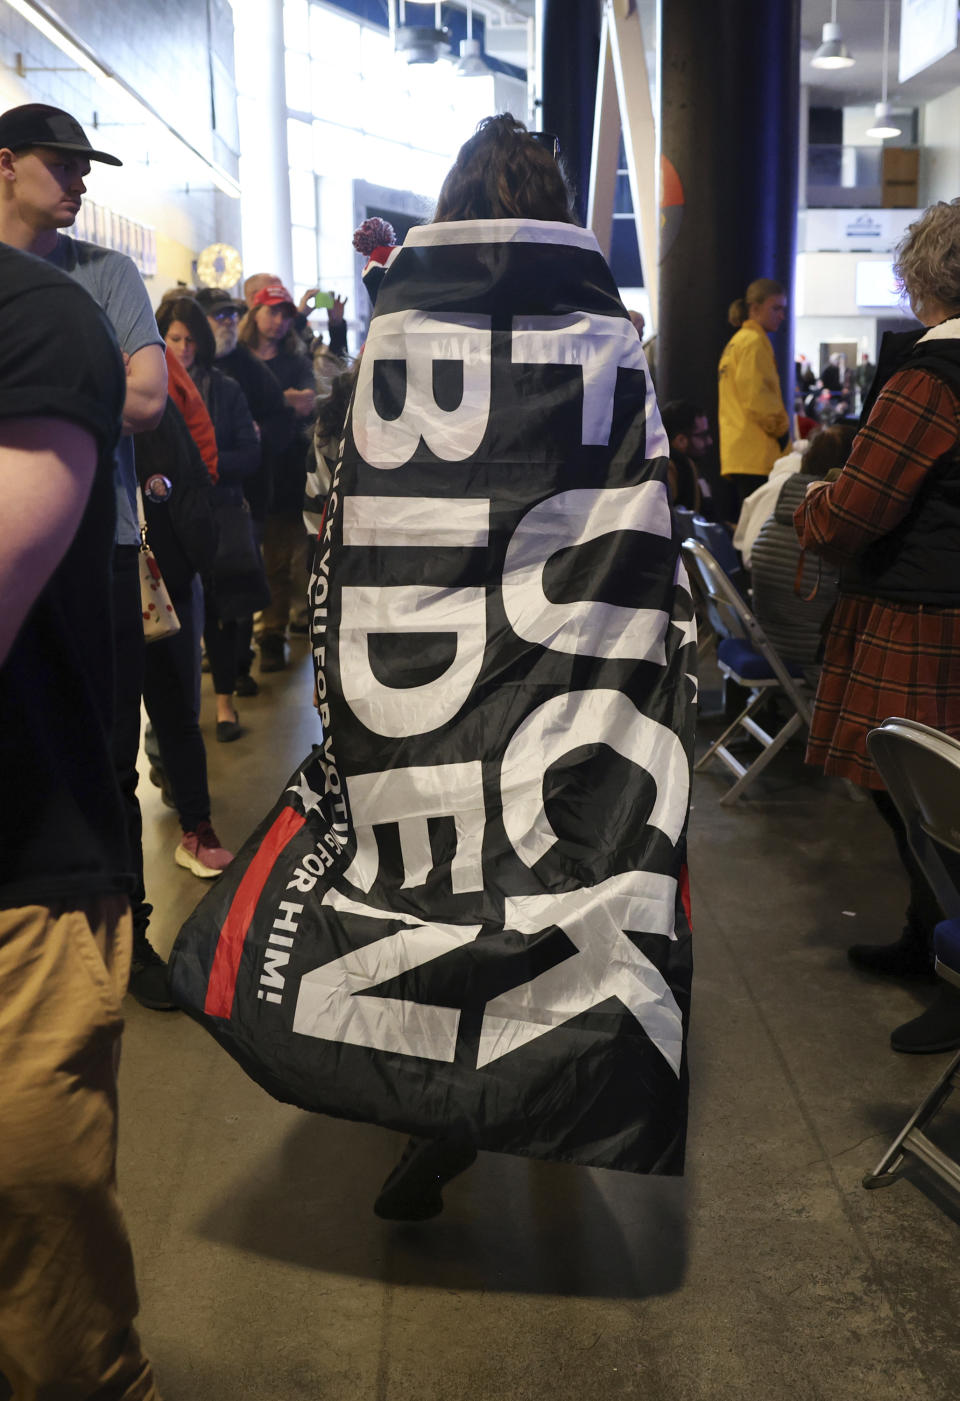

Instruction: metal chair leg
[719,713,803,805]
[863,1050,960,1190]
[694,689,769,772]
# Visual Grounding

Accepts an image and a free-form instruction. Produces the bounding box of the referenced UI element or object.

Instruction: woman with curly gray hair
[794,199,960,1054]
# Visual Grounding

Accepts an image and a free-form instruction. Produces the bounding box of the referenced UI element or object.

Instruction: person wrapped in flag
[170,115,697,1219]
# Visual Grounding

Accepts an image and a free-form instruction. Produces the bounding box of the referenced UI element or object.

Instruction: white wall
[794,248,917,372]
[795,250,908,316]
[493,73,528,121]
[921,85,960,206]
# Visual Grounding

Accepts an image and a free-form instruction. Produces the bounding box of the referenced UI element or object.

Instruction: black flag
[170,218,696,1174]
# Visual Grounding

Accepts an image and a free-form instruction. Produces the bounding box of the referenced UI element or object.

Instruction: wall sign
[900,0,957,82]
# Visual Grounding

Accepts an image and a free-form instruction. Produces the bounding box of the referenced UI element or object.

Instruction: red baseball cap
[251,281,296,312]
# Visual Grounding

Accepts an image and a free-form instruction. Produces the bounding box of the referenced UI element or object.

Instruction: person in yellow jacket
[718,277,790,504]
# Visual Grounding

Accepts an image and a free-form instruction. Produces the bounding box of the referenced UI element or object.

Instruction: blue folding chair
[673,505,697,538]
[683,538,813,803]
[692,515,742,579]
[862,719,960,1197]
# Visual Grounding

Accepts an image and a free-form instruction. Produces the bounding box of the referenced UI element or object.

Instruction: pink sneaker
[175,820,234,878]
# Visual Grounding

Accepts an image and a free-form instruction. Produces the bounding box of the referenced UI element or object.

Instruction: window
[288,3,500,200]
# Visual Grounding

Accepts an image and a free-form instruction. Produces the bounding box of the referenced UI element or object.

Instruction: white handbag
[137,487,180,643]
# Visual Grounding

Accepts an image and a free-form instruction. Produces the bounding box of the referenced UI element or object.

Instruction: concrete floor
[123,639,960,1400]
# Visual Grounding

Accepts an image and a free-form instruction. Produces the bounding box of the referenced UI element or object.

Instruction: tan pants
[0,898,159,1400]
[258,512,310,640]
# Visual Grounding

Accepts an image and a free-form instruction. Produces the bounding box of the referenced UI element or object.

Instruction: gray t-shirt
[46,235,163,546]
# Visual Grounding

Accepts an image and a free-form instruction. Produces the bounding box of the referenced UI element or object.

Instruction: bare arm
[0,417,97,665]
[122,344,168,435]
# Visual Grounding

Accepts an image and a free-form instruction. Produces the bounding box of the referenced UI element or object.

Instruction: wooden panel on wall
[882,147,920,209]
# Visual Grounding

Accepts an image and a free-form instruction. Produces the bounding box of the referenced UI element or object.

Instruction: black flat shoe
[235,673,259,697]
[216,713,242,743]
[374,1136,477,1221]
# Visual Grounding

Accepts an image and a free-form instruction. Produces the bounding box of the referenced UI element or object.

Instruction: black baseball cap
[0,103,122,166]
[194,287,245,315]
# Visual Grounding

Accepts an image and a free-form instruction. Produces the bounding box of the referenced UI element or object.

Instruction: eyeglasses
[530,130,561,162]
[211,308,239,322]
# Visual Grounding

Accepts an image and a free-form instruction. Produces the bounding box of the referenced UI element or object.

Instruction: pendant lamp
[456,4,493,76]
[812,0,855,69]
[865,1,902,139]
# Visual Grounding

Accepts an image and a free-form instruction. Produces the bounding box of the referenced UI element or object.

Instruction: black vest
[841,325,960,606]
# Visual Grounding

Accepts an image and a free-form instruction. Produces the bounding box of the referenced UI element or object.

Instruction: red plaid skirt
[807,592,960,788]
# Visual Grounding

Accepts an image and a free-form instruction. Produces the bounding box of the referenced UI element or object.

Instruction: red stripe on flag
[679,864,692,928]
[204,806,307,1018]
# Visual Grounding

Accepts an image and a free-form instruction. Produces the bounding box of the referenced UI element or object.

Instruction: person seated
[749,426,854,672]
[660,399,717,518]
[733,436,810,567]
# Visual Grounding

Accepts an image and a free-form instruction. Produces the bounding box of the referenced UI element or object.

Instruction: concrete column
[233,0,293,288]
[657,0,801,418]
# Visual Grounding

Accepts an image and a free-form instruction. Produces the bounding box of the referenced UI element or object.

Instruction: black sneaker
[147,764,177,810]
[373,1136,477,1221]
[235,673,259,697]
[129,938,178,1011]
[848,936,936,981]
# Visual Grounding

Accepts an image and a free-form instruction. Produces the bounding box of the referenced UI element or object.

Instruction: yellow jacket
[717,319,790,478]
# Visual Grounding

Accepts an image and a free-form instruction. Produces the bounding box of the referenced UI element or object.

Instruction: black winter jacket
[135,398,218,597]
[842,326,960,605]
[189,364,260,506]
[215,343,295,519]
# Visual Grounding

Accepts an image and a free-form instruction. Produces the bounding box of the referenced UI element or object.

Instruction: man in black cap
[0,104,172,1010]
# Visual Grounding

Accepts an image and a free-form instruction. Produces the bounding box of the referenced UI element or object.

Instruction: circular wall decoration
[196,242,243,290]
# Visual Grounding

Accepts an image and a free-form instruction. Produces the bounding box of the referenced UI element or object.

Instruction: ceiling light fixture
[866,1,902,139]
[456,3,494,76]
[811,0,855,69]
[395,0,449,65]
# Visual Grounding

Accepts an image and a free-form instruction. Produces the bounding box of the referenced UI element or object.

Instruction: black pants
[871,788,943,948]
[111,546,150,942]
[142,576,211,832]
[235,516,264,681]
[724,472,767,506]
[203,583,238,697]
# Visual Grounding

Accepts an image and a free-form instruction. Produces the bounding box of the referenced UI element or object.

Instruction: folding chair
[682,538,813,804]
[673,506,697,538]
[675,513,717,662]
[862,719,960,1197]
[692,515,741,578]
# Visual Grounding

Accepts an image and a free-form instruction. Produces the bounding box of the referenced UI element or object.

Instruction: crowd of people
[669,227,960,1065]
[1,94,959,1398]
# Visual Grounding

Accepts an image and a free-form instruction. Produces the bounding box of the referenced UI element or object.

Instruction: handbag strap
[136,485,149,551]
[794,548,823,602]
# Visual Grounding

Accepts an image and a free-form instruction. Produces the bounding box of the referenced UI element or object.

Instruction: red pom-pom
[353,217,397,256]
